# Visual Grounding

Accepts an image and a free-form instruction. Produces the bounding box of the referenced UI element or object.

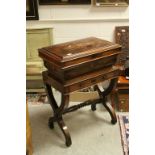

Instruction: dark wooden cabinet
[111,76,129,112]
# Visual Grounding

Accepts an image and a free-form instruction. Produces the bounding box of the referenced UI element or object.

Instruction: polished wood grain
[43,67,121,94]
[39,37,122,82]
[40,37,121,60]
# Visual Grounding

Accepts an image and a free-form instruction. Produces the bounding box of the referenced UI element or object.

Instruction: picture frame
[39,0,91,5]
[92,0,129,7]
[26,0,39,20]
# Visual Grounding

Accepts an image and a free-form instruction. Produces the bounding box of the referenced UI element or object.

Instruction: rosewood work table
[38,37,123,147]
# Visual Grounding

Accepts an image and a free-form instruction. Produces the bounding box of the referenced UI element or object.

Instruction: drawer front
[65,70,120,93]
[64,55,117,80]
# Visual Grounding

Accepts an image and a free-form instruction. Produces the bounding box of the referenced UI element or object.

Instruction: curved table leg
[57,117,72,147]
[57,94,71,146]
[102,96,117,124]
[45,83,72,146]
[45,84,58,129]
[94,79,117,124]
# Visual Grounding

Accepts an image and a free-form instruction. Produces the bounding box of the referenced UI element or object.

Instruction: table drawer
[65,70,120,93]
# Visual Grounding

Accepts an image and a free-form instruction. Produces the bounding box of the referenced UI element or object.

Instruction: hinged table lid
[39,37,121,62]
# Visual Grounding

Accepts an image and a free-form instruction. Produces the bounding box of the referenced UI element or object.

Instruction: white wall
[26,5,129,44]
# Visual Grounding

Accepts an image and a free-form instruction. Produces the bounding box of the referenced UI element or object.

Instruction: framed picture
[26,0,39,20]
[39,0,91,5]
[93,0,129,7]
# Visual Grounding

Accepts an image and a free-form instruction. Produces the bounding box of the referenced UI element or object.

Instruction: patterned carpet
[118,115,129,155]
[27,93,48,105]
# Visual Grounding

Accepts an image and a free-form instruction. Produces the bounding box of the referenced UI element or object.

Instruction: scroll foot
[57,117,72,147]
[91,104,97,111]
